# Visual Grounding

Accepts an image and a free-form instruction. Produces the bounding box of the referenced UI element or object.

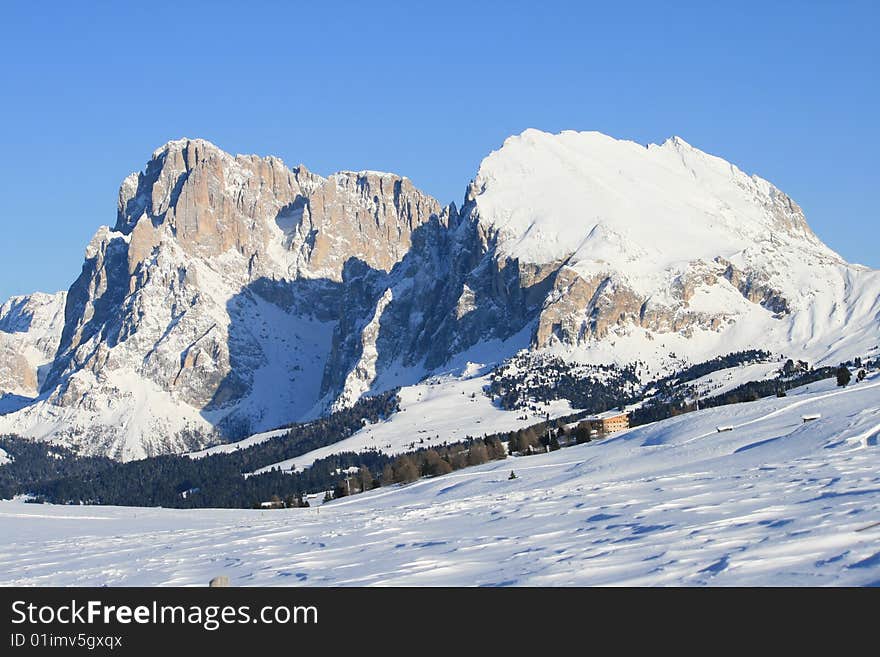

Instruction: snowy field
[1,374,879,586]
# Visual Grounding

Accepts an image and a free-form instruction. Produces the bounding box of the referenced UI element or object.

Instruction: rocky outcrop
[0,344,37,396]
[0,292,66,397]
[534,264,739,348]
[716,257,790,316]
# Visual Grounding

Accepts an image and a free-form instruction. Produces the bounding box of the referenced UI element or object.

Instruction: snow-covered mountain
[0,138,446,459]
[1,130,877,459]
[472,130,879,366]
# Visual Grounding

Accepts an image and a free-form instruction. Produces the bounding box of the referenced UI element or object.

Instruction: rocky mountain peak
[114,138,442,281]
[0,139,452,459]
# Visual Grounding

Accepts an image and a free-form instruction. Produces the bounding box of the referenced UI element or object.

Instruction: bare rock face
[0,292,66,398]
[535,269,611,345]
[117,140,441,282]
[291,171,442,280]
[716,257,790,315]
[532,259,778,349]
[0,344,37,396]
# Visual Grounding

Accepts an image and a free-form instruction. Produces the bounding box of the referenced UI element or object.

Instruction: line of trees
[329,436,508,501]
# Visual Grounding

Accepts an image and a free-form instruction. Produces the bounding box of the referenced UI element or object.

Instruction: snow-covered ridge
[466,129,879,371]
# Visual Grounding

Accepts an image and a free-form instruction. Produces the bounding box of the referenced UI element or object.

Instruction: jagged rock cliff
[1,131,877,459]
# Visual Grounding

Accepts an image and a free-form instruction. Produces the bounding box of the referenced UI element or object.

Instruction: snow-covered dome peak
[470,129,832,272]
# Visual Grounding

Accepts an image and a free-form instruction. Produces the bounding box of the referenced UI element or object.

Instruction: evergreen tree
[837,366,852,387]
[574,424,591,444]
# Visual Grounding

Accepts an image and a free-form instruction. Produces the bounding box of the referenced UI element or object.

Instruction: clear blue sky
[1,1,877,300]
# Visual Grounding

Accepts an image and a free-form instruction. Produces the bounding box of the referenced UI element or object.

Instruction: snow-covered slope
[2,374,879,586]
[247,369,576,474]
[686,361,790,399]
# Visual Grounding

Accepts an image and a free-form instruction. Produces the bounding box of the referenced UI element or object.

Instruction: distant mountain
[1,130,877,459]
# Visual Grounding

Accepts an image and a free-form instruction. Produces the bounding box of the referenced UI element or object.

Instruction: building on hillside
[578,411,630,438]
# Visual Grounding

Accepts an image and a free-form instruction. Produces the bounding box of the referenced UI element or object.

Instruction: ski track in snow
[2,374,880,586]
